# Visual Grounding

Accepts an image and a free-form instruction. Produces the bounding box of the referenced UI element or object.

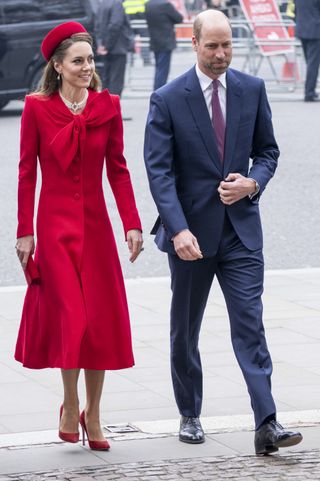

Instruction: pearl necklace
[59,89,88,113]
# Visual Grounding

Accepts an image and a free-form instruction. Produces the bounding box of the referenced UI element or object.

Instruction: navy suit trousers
[168,215,276,429]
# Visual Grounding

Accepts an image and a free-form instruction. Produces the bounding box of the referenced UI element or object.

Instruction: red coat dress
[15,89,142,370]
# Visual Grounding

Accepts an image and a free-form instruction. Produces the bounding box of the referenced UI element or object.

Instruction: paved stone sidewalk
[1,271,320,480]
[1,450,320,481]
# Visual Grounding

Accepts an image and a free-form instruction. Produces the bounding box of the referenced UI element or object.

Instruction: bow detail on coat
[50,90,118,172]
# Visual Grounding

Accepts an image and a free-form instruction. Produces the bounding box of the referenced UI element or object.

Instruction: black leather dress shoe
[179,416,205,444]
[304,95,320,102]
[255,420,302,455]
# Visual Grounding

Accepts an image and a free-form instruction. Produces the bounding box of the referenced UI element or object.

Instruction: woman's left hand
[127,229,144,263]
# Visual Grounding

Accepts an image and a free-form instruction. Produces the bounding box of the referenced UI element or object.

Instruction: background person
[123,0,151,65]
[96,0,134,96]
[145,0,183,90]
[204,0,228,15]
[15,21,143,451]
[294,0,320,102]
[144,9,302,455]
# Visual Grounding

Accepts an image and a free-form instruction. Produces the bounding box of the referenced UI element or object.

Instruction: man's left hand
[218,173,256,205]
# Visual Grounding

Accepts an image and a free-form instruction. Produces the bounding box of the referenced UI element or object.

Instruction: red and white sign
[239,0,293,55]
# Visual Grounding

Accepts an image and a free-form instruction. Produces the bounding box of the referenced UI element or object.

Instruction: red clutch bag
[24,256,40,286]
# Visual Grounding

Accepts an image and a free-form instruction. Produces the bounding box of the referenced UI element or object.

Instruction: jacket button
[73,175,80,183]
[74,193,80,200]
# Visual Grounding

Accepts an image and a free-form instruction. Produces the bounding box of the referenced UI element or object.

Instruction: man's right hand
[172,229,203,261]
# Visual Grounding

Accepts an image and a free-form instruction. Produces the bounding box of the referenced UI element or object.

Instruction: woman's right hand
[15,235,35,270]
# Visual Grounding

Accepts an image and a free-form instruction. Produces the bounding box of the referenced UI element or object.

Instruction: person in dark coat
[294,0,320,101]
[145,0,183,90]
[96,0,134,96]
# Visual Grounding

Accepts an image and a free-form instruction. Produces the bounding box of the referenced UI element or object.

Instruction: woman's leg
[83,369,106,441]
[60,368,80,433]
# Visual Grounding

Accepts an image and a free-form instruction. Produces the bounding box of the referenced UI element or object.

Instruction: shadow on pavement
[0,109,23,117]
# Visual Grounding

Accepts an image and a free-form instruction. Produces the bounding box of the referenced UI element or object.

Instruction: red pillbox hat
[41,21,87,61]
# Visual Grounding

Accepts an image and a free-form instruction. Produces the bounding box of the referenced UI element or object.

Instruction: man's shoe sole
[275,433,303,448]
[255,433,303,455]
[179,435,205,444]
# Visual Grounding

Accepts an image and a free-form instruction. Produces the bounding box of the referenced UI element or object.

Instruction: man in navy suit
[144,10,303,455]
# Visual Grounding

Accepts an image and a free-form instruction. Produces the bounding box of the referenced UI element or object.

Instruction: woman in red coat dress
[14,22,143,450]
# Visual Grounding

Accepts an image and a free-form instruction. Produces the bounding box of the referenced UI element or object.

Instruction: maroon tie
[211,79,225,163]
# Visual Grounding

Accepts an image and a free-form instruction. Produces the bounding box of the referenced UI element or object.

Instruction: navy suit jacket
[144,66,279,257]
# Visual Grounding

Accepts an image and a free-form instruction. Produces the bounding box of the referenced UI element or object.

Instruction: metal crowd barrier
[127,18,304,92]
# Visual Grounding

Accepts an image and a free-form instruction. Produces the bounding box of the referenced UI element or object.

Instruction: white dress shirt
[195,64,227,123]
[194,64,259,198]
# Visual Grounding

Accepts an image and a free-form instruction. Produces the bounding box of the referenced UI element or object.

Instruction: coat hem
[14,356,135,371]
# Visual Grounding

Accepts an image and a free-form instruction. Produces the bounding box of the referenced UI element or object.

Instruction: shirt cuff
[248,178,260,200]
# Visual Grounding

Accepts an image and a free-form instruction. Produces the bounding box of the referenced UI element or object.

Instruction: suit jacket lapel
[185,67,222,174]
[223,69,242,177]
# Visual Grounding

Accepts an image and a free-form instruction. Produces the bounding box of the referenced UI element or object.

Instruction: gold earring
[57,73,61,81]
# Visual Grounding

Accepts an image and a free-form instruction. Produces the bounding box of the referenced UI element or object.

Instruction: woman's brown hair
[35,32,101,96]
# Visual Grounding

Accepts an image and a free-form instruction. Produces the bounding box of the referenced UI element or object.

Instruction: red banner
[239,0,293,55]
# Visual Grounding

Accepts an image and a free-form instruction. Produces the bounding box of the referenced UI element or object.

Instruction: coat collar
[49,89,117,172]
